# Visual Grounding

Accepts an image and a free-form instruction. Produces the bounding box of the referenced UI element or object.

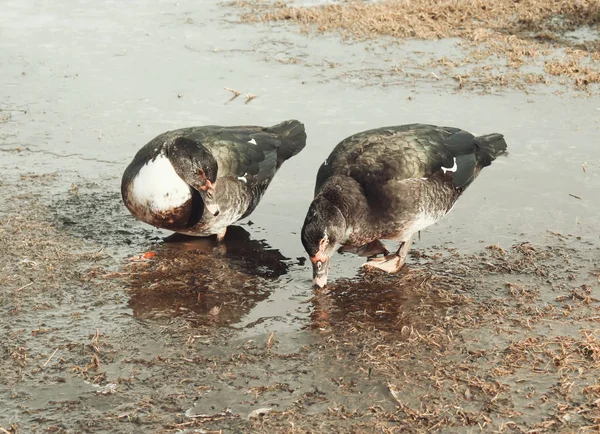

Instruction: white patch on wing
[323,159,328,166]
[237,173,248,183]
[130,154,191,212]
[248,138,257,145]
[441,157,457,174]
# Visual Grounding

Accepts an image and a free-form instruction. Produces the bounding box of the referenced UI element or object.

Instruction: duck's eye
[316,260,322,271]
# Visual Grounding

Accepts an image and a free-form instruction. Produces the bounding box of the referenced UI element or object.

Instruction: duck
[301,123,508,288]
[122,120,306,240]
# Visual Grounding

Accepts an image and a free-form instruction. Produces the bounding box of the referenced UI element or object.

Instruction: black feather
[453,154,477,189]
[474,133,508,167]
[265,120,307,167]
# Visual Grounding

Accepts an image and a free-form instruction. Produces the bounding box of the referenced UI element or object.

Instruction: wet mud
[1,0,600,433]
[1,178,599,433]
[126,227,292,325]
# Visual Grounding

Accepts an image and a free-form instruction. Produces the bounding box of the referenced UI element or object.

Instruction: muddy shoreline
[1,174,599,433]
[234,0,600,94]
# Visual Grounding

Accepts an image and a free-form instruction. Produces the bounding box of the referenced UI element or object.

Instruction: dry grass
[546,58,600,87]
[256,239,600,433]
[0,189,107,301]
[237,0,599,40]
[2,176,600,433]
[233,0,600,92]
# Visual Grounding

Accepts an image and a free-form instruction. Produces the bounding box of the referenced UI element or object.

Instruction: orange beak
[311,253,331,288]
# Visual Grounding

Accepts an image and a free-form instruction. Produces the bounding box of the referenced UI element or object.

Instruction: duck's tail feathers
[267,120,307,166]
[474,133,508,168]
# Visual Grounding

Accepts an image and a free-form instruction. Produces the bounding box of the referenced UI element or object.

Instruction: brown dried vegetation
[234,0,600,92]
[261,240,600,432]
[1,177,600,432]
[237,0,599,40]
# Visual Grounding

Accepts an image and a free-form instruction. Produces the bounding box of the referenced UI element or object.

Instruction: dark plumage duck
[301,123,507,288]
[122,120,306,240]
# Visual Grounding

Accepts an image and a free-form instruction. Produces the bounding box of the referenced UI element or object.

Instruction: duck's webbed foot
[216,227,227,243]
[362,254,404,273]
[361,236,413,274]
[338,239,389,258]
[358,239,389,258]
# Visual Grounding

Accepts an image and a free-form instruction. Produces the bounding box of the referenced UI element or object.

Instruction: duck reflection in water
[308,266,458,335]
[126,225,290,325]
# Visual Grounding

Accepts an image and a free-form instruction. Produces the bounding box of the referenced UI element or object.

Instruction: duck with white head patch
[122,120,306,241]
[301,123,508,288]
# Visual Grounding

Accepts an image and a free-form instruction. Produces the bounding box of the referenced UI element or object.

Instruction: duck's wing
[384,125,506,189]
[321,124,502,193]
[186,121,305,189]
[208,130,279,187]
[313,124,433,195]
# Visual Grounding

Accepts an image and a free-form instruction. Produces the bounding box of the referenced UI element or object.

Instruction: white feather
[237,173,248,183]
[441,157,457,174]
[130,154,191,211]
[248,138,257,145]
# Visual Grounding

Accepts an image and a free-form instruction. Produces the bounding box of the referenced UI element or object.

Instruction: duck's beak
[201,187,220,216]
[311,256,330,288]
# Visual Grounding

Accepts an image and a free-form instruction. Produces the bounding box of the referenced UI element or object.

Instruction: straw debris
[233,0,600,92]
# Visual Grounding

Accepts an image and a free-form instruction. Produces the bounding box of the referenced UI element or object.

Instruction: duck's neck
[318,175,369,230]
